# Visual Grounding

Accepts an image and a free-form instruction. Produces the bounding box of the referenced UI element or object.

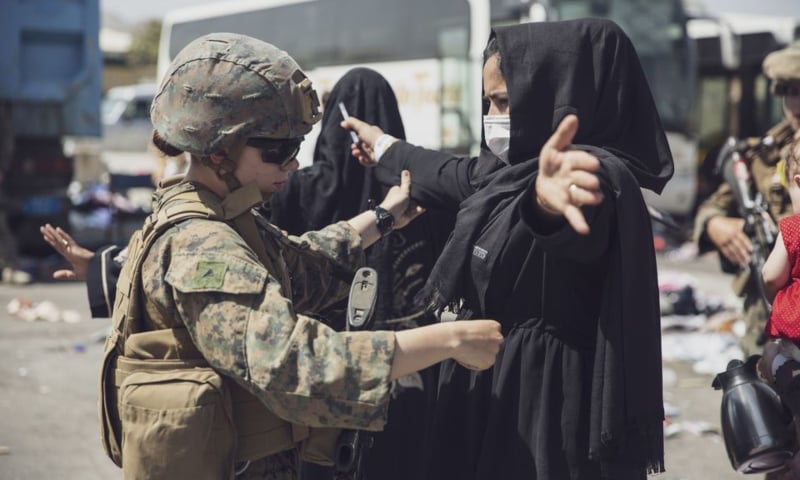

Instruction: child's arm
[762,231,790,302]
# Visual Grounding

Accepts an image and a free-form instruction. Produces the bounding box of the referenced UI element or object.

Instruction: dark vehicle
[0,0,102,255]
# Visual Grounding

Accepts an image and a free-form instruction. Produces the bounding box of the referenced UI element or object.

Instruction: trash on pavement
[6,297,83,323]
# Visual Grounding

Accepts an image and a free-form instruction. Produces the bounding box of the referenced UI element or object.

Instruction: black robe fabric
[86,245,125,318]
[378,19,671,480]
[269,67,456,480]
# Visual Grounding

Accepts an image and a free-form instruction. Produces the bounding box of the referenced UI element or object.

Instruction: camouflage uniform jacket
[694,120,796,253]
[138,182,396,431]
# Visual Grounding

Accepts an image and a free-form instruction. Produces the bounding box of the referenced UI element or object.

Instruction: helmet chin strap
[201,142,272,203]
[202,141,246,193]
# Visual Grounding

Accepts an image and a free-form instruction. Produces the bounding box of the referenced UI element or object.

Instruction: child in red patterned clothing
[762,136,800,391]
[764,137,800,343]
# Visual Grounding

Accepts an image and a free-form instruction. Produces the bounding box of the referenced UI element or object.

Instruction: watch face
[376,207,394,234]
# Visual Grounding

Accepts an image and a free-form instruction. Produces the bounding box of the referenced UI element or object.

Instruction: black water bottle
[712,355,795,474]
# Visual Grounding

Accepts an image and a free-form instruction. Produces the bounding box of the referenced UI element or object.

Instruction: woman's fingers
[341,116,385,148]
[563,205,591,235]
[567,183,604,207]
[536,117,605,236]
[563,149,601,173]
[399,170,411,196]
[52,269,76,280]
[55,226,75,242]
[544,114,579,155]
[40,224,66,253]
[340,116,369,135]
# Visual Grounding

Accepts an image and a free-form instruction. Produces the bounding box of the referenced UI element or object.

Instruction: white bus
[158,0,697,215]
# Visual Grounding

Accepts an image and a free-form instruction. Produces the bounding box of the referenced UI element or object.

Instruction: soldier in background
[694,42,800,356]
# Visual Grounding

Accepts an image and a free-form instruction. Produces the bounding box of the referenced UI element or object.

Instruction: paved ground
[0,282,121,480]
[0,252,766,479]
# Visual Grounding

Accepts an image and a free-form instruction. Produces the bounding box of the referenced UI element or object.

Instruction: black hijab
[421,18,671,473]
[269,67,406,233]
[498,19,674,190]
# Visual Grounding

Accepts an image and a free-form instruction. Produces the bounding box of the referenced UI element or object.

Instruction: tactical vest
[99,181,338,480]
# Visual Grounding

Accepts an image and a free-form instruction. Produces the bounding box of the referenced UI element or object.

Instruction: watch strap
[374,205,394,236]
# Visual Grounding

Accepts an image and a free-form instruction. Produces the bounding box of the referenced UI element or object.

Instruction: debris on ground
[6,297,83,323]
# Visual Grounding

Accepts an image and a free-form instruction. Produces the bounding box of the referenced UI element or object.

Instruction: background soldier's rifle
[334,267,379,480]
[716,136,778,317]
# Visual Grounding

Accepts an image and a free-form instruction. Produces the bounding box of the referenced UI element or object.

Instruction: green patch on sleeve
[192,261,228,289]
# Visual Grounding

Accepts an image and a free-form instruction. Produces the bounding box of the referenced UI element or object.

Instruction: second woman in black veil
[270,67,454,326]
[269,67,404,237]
[269,67,456,480]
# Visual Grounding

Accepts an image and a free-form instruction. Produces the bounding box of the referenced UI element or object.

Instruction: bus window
[166,0,469,71]
[161,0,472,157]
[695,76,730,144]
[440,26,473,151]
[553,0,694,134]
[758,75,784,130]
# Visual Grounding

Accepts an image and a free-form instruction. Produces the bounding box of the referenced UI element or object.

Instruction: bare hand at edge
[39,224,94,281]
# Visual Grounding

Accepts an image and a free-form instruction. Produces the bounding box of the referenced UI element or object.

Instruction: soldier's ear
[209,152,226,165]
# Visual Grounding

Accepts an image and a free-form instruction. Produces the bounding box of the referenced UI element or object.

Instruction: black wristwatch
[374,205,395,236]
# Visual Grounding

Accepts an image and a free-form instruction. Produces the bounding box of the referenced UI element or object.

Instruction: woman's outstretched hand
[534,114,604,234]
[39,224,94,281]
[340,116,390,167]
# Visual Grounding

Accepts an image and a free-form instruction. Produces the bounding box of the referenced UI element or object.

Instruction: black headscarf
[498,19,674,188]
[421,18,671,473]
[269,67,406,232]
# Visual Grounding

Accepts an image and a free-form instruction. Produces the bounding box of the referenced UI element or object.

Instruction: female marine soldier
[98,32,503,480]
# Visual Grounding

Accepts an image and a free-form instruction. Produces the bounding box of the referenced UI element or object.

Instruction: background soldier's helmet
[763,41,800,83]
[150,33,321,157]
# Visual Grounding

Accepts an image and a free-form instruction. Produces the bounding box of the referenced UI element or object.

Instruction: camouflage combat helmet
[763,41,800,84]
[150,32,321,158]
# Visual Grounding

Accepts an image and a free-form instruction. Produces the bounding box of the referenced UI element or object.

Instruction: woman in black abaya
[343,19,672,479]
[269,67,456,480]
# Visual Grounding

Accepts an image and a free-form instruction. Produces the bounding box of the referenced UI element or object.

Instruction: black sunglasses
[774,83,800,98]
[246,137,304,167]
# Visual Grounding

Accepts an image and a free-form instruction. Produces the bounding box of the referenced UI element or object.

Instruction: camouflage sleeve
[284,221,365,314]
[163,223,394,431]
[291,221,364,268]
[693,182,737,252]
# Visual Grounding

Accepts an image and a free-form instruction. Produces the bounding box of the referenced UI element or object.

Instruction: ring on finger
[62,239,69,247]
[568,183,581,205]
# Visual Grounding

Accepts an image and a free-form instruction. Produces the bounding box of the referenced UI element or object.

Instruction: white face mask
[483,115,511,164]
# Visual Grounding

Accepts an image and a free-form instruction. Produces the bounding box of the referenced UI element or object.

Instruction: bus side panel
[0,0,102,137]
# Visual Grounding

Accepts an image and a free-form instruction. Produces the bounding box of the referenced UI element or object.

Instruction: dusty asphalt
[0,252,760,479]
